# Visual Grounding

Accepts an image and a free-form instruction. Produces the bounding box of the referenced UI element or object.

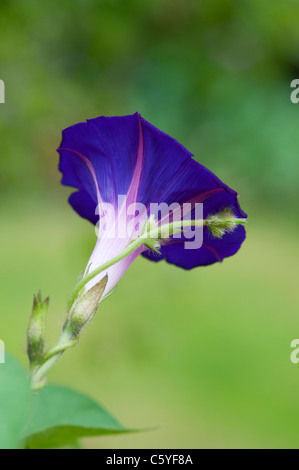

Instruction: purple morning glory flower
[58,113,246,296]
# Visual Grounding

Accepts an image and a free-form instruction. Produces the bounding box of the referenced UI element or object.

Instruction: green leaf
[0,354,32,449]
[23,385,131,449]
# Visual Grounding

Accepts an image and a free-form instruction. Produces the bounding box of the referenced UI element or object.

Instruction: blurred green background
[1,0,299,449]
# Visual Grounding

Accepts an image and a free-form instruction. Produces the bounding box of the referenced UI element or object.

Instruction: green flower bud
[64,274,108,338]
[27,291,49,367]
[206,208,247,238]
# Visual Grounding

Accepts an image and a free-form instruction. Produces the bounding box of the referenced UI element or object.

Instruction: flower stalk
[29,209,246,391]
[67,209,247,311]
[30,332,77,391]
[29,277,108,391]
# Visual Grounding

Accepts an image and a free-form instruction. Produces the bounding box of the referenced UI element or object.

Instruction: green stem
[41,338,79,363]
[30,332,77,391]
[29,213,247,391]
[156,217,247,237]
[67,216,247,311]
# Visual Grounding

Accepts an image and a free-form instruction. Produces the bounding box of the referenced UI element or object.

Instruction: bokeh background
[1,0,299,449]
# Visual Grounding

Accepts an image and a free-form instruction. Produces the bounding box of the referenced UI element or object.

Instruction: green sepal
[64,274,108,338]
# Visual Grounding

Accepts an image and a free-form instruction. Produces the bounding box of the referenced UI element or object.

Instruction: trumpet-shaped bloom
[58,113,246,295]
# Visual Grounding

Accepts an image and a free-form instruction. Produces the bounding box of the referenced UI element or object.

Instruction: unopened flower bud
[64,274,108,338]
[27,291,49,367]
[206,208,247,238]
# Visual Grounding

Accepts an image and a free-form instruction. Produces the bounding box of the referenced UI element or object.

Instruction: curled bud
[64,274,108,338]
[27,291,49,368]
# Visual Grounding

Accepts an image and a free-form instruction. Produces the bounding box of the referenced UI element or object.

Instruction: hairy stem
[30,213,247,391]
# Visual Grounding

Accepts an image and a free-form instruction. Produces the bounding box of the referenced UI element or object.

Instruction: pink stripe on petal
[126,115,144,206]
[60,147,103,205]
[116,115,145,232]
[186,187,225,205]
[205,244,223,262]
[159,187,225,226]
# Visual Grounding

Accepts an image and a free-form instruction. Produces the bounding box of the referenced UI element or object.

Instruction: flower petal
[58,113,247,275]
[143,225,246,269]
[68,191,99,225]
[58,113,142,212]
[58,113,245,219]
[138,117,245,212]
[142,189,246,268]
[165,225,246,269]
